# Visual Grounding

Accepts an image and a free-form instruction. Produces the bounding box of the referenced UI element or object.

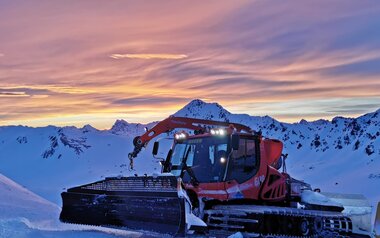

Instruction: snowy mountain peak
[111,119,131,131]
[81,124,98,133]
[186,99,209,107]
[111,119,133,135]
[174,99,231,121]
[308,119,330,126]
[110,119,156,136]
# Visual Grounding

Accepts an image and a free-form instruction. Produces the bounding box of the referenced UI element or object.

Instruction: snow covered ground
[0,99,379,237]
[0,173,158,237]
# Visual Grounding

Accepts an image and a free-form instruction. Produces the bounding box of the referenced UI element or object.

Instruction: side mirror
[162,149,173,173]
[231,134,240,150]
[152,141,159,156]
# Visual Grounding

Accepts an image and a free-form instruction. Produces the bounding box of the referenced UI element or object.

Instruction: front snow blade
[60,175,186,236]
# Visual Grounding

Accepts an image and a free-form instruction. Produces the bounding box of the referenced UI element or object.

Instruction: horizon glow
[1,1,380,128]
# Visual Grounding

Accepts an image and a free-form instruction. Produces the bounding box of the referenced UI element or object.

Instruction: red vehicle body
[182,133,287,203]
[130,116,293,206]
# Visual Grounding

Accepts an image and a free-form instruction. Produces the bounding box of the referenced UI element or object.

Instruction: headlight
[175,133,187,140]
[210,128,226,136]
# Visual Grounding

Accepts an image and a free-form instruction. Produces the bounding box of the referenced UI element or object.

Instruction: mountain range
[0,99,379,215]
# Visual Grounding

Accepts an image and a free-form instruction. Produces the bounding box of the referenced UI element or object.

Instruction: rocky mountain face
[42,127,92,159]
[175,99,380,157]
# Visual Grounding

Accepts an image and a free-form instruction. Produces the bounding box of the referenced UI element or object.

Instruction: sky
[1,0,380,128]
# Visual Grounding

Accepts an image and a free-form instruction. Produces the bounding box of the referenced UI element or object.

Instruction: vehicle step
[207,223,245,230]
[209,216,259,224]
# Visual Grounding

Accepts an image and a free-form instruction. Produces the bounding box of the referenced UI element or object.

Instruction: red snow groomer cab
[60,116,373,237]
[151,118,290,204]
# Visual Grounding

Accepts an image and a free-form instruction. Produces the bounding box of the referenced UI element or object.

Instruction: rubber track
[205,205,352,238]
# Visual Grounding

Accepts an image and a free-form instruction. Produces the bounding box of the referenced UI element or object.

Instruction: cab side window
[228,139,258,183]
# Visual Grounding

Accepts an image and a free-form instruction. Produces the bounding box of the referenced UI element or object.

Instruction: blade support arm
[128,116,252,160]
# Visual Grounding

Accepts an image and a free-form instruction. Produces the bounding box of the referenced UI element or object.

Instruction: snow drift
[0,172,154,237]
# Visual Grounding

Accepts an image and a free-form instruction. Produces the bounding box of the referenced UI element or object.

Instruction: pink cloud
[0,0,379,127]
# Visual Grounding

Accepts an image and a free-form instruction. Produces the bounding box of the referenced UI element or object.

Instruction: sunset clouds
[1,0,380,128]
[110,54,188,60]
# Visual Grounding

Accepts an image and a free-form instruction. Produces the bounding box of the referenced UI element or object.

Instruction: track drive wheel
[312,216,323,235]
[299,218,311,236]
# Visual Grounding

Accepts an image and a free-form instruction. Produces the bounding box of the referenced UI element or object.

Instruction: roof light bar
[175,132,187,140]
[210,128,227,136]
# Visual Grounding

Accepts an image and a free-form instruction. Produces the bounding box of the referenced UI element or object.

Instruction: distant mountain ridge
[1,99,379,159]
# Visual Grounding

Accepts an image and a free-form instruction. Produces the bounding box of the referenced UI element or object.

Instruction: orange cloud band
[110,54,188,60]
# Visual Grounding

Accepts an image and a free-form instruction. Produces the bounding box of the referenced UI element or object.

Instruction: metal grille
[81,176,177,192]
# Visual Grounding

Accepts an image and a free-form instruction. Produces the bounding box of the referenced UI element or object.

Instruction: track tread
[204,205,353,238]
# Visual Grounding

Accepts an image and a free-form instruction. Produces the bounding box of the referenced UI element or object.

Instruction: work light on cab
[175,132,188,140]
[210,128,226,136]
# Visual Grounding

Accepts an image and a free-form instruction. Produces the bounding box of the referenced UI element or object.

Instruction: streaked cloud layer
[0,0,380,128]
[110,54,188,60]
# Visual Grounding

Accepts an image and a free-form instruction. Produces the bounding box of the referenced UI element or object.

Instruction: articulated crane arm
[127,116,252,169]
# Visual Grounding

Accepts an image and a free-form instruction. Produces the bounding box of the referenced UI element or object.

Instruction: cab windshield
[170,136,229,183]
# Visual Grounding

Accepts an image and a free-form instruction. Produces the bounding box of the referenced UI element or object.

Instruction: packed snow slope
[0,173,60,221]
[0,99,379,210]
[0,173,150,237]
